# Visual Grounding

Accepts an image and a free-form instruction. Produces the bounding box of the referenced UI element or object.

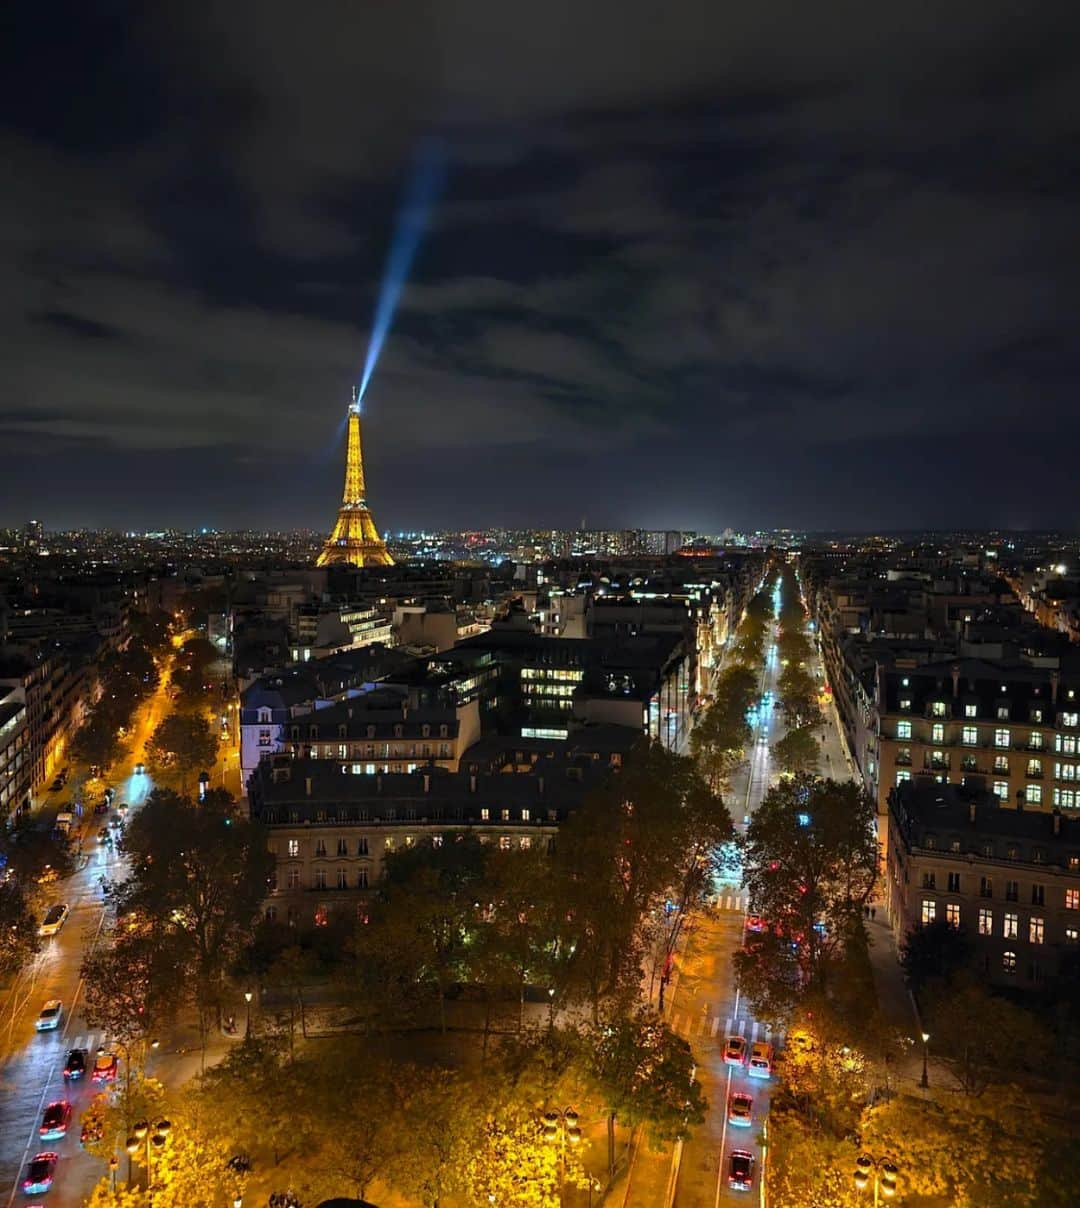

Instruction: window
[1066,889,1080,910]
[267,869,278,893]
[1029,917,1045,944]
[356,837,368,855]
[286,868,301,889]
[932,701,947,717]
[1064,712,1079,727]
[265,905,278,923]
[1029,732,1043,750]
[980,875,993,897]
[287,838,300,857]
[946,903,960,928]
[978,907,993,935]
[921,899,936,924]
[1032,709,1043,724]
[1027,785,1043,805]
[896,747,912,766]
[994,728,1011,749]
[1027,758,1043,777]
[480,808,490,821]
[994,755,1009,774]
[964,703,977,718]
[314,869,326,889]
[501,809,510,822]
[900,699,912,712]
[1005,880,1019,902]
[947,872,961,893]
[314,839,327,857]
[1002,950,1017,974]
[922,871,936,889]
[1055,789,1077,808]
[521,808,530,822]
[896,720,912,739]
[337,838,348,856]
[896,770,912,786]
[1003,912,1018,938]
[1066,927,1079,945]
[993,780,1009,800]
[932,723,945,743]
[1057,763,1079,782]
[962,726,978,745]
[499,835,512,850]
[931,750,947,769]
[357,868,368,889]
[997,705,1010,721]
[336,868,347,889]
[1032,883,1045,906]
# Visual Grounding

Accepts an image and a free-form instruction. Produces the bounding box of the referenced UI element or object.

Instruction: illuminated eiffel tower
[316,388,394,567]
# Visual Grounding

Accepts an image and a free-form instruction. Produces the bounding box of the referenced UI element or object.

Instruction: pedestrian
[871,906,877,921]
[864,905,870,920]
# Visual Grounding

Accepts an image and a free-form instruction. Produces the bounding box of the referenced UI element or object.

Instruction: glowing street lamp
[542,1108,581,1207]
[920,1031,930,1089]
[854,1154,899,1205]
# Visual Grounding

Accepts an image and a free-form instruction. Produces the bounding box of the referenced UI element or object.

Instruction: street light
[244,990,254,1039]
[542,1107,581,1207]
[126,1118,171,1201]
[854,1154,899,1206]
[920,1031,930,1089]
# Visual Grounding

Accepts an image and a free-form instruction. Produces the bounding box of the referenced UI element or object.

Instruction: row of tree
[771,566,823,774]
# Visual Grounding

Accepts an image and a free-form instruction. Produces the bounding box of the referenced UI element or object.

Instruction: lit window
[1027,785,1042,804]
[932,701,947,717]
[499,835,512,850]
[480,808,490,821]
[994,728,1011,749]
[945,903,960,928]
[932,723,945,743]
[978,907,993,935]
[962,726,978,745]
[521,808,530,822]
[921,899,936,924]
[899,698,912,712]
[287,838,300,857]
[993,781,1009,800]
[1027,758,1042,777]
[1066,928,1079,945]
[896,770,911,786]
[1066,889,1080,911]
[1003,912,1018,938]
[1029,917,1045,945]
[964,703,977,718]
[1002,950,1017,974]
[896,720,912,739]
[997,706,1010,721]
[1063,712,1079,727]
[501,809,510,822]
[1029,732,1043,750]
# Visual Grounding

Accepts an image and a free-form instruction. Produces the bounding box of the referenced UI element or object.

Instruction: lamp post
[920,1031,930,1089]
[244,990,253,1039]
[853,1154,899,1207]
[542,1107,581,1207]
[126,1118,171,1202]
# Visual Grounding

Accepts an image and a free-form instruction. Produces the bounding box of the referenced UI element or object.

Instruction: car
[39,1100,73,1140]
[728,1149,755,1191]
[35,1000,63,1031]
[745,914,766,933]
[91,1050,118,1083]
[38,903,70,937]
[63,1048,88,1080]
[748,1041,774,1079]
[49,778,63,793]
[727,1092,753,1127]
[724,1035,748,1066]
[22,1151,59,1195]
[134,762,144,775]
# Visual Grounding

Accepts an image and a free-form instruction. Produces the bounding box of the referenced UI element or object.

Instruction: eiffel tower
[316,388,394,567]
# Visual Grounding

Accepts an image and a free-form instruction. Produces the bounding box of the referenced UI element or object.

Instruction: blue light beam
[357,140,446,404]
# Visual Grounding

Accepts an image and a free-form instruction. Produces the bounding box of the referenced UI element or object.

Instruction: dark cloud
[1,0,1078,531]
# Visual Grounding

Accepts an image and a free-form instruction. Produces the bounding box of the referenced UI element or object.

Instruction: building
[885,780,1080,990]
[317,389,394,568]
[0,683,30,820]
[247,746,621,929]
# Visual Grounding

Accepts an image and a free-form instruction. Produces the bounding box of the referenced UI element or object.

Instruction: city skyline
[3,2,1078,533]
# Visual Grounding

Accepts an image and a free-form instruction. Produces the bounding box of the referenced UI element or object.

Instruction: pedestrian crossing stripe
[70,1032,104,1052]
[667,1013,784,1047]
[713,893,749,912]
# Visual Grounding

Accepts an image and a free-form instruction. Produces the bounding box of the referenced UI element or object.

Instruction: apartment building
[886,780,1080,989]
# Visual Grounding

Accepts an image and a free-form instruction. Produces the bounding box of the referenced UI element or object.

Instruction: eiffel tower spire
[316,388,394,567]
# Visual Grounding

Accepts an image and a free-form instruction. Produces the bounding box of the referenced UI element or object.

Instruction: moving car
[39,1101,73,1140]
[728,1149,755,1192]
[63,1048,88,1080]
[724,1035,748,1066]
[35,1000,63,1031]
[91,1050,118,1084]
[727,1091,754,1127]
[745,914,766,933]
[748,1041,774,1079]
[134,762,145,774]
[22,1151,59,1195]
[38,903,70,937]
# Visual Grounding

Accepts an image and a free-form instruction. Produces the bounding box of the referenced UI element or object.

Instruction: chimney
[951,663,960,698]
[1053,809,1062,835]
[968,802,976,824]
[305,777,312,797]
[423,773,430,793]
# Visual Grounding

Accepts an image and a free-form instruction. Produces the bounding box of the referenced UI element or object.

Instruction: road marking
[710,1015,720,1037]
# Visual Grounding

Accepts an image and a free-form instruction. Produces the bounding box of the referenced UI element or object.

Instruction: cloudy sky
[2,1,1077,533]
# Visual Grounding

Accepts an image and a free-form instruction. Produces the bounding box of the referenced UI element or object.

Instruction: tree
[71,711,124,772]
[386,1066,472,1207]
[589,1007,706,1178]
[772,725,820,775]
[740,775,877,1014]
[899,917,973,996]
[113,789,273,1060]
[464,1106,587,1208]
[0,878,39,981]
[145,713,218,791]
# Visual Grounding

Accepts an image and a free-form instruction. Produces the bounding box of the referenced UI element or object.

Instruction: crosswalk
[68,1031,106,1053]
[712,891,749,913]
[668,1011,782,1047]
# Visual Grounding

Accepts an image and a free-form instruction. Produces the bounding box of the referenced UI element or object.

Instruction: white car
[38,903,70,937]
[36,1000,63,1031]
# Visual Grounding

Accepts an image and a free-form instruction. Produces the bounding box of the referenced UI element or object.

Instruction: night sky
[2,1,1078,534]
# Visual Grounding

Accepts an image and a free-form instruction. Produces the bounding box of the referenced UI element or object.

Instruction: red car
[39,1101,72,1140]
[724,1035,748,1066]
[728,1149,755,1191]
[727,1091,753,1127]
[91,1050,118,1083]
[745,915,766,933]
[22,1152,59,1195]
